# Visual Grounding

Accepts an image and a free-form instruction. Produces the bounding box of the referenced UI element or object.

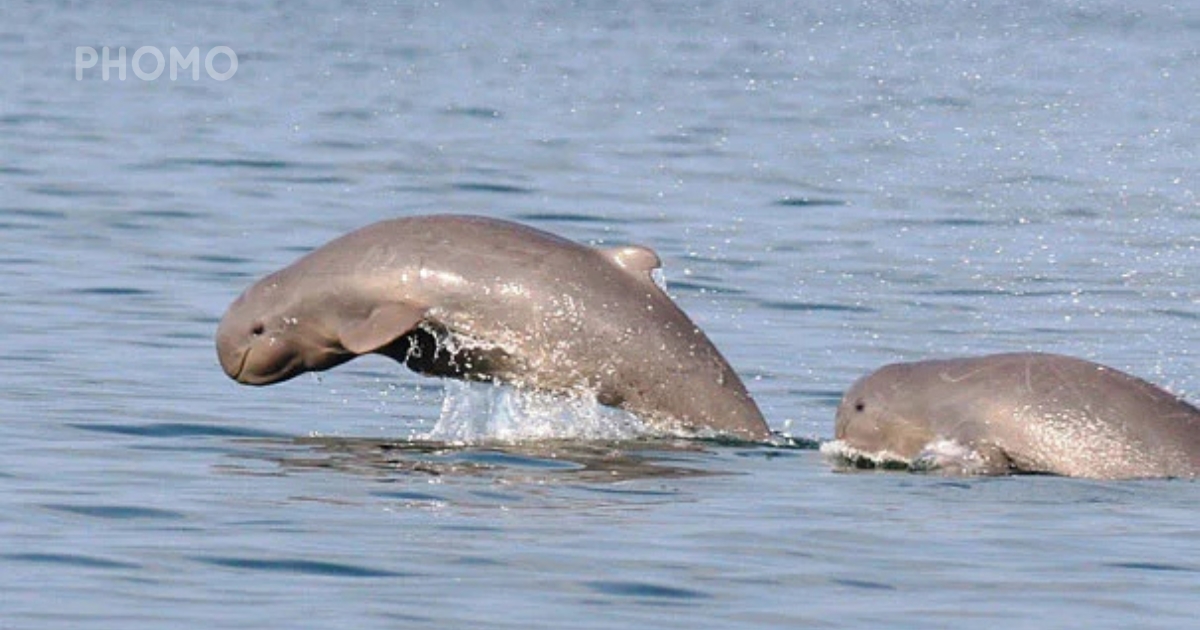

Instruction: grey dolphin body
[215,215,768,440]
[834,352,1200,479]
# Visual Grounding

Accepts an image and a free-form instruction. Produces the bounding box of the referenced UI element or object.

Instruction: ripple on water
[452,449,582,471]
[368,489,445,502]
[513,211,613,224]
[1153,308,1200,321]
[582,580,712,601]
[27,183,121,198]
[667,279,749,296]
[450,181,536,195]
[829,577,898,591]
[69,422,291,439]
[319,107,380,122]
[773,196,849,208]
[193,556,412,578]
[3,552,141,570]
[757,299,876,314]
[42,504,187,520]
[192,253,255,266]
[0,113,74,126]
[442,106,504,119]
[1104,562,1198,573]
[70,286,155,297]
[129,208,206,220]
[260,174,356,185]
[158,157,297,170]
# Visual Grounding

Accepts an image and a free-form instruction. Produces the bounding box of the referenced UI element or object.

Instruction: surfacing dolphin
[215,214,769,440]
[834,352,1200,479]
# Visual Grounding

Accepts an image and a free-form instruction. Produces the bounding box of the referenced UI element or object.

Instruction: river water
[2,1,1198,628]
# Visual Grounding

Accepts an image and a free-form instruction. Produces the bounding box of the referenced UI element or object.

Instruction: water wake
[820,440,915,471]
[821,438,998,474]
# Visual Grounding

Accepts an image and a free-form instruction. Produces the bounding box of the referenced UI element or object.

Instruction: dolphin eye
[854,400,865,412]
[251,322,265,336]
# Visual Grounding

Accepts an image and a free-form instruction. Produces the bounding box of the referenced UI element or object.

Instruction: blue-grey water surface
[2,1,1198,628]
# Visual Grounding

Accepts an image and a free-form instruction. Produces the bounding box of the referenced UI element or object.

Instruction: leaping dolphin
[216,214,769,440]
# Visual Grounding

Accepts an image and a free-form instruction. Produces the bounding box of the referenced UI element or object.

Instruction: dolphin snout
[215,316,249,381]
[218,345,248,381]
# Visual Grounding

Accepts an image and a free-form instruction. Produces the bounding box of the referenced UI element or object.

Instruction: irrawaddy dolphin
[215,214,769,440]
[834,352,1200,479]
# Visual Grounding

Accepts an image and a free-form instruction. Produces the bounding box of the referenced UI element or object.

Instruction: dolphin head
[215,269,352,385]
[834,364,935,458]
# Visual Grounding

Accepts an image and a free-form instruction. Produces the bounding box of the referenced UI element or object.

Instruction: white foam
[420,380,649,444]
[820,440,914,470]
[822,438,999,475]
[912,439,982,473]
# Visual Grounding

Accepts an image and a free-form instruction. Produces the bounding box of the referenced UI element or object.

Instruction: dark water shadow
[1104,561,1198,573]
[3,552,141,570]
[582,579,711,601]
[218,434,816,485]
[193,555,413,578]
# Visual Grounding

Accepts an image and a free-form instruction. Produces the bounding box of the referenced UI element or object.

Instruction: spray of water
[820,438,998,474]
[421,380,649,444]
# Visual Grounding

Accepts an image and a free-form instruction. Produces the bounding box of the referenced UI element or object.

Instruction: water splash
[820,440,914,471]
[422,381,648,444]
[911,439,995,474]
[821,438,1002,475]
[650,267,668,291]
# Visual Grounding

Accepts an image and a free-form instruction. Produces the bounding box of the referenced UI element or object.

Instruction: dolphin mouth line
[230,347,249,382]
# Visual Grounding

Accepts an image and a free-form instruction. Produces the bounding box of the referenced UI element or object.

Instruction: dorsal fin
[602,245,662,276]
[601,245,666,290]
